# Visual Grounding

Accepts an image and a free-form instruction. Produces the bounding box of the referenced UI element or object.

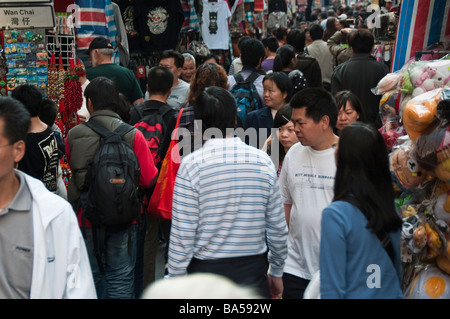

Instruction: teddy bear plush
[391,142,428,190]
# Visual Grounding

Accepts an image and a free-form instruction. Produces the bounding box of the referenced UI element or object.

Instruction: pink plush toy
[415,66,437,91]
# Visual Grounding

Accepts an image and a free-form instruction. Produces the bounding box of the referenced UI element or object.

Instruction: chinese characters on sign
[0,6,55,29]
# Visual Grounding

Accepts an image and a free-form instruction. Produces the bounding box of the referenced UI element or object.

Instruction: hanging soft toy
[402,88,443,141]
[390,141,429,191]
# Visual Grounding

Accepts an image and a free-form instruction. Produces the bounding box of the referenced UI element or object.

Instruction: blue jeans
[83,225,137,299]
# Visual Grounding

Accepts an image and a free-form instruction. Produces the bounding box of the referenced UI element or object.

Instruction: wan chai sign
[0,5,55,30]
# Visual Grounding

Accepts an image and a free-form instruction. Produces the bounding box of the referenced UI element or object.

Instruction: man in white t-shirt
[279,87,339,299]
[158,50,190,109]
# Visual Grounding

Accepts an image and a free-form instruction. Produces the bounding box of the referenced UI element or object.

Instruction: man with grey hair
[86,37,144,106]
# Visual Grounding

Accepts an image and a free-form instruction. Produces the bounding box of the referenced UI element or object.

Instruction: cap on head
[88,37,113,53]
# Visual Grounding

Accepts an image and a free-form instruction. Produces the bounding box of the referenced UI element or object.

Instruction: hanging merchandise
[132,0,185,53]
[180,0,200,32]
[2,29,47,93]
[371,56,450,298]
[392,0,450,72]
[75,0,129,66]
[0,32,7,96]
[201,0,231,50]
[59,58,82,137]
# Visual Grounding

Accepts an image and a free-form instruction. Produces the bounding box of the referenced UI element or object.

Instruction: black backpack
[230,71,263,124]
[81,119,141,271]
[134,104,176,170]
[82,119,141,227]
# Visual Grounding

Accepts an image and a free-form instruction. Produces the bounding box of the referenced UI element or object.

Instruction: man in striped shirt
[168,87,288,299]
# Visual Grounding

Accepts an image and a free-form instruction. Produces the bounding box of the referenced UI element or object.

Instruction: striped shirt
[168,137,288,277]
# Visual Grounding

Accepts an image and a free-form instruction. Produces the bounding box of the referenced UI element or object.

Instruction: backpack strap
[113,122,134,138]
[84,119,133,139]
[233,72,244,83]
[245,71,261,84]
[83,119,113,138]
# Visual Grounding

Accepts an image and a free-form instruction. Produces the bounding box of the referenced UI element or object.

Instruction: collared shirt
[0,172,33,298]
[168,137,288,277]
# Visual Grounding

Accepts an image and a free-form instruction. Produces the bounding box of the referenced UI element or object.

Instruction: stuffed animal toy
[412,65,437,97]
[391,142,428,190]
[402,88,443,140]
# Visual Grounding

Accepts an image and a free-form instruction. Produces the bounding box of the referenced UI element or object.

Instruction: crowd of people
[0,1,407,299]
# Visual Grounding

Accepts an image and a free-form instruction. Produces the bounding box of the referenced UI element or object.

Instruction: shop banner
[392,0,450,72]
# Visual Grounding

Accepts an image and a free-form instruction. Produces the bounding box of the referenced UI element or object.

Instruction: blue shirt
[320,200,403,299]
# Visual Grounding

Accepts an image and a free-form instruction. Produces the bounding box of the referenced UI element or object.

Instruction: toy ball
[406,265,450,299]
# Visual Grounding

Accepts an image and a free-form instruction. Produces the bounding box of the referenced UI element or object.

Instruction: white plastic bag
[303,271,321,299]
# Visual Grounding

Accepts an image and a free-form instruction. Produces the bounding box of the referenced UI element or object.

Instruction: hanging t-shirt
[18,127,60,193]
[133,0,184,52]
[201,1,231,50]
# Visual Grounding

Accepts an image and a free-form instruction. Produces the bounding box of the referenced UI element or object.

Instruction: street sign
[0,5,55,29]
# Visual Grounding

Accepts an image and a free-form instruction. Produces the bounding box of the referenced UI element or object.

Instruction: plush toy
[375,71,403,95]
[391,142,428,190]
[402,88,443,141]
[411,65,437,97]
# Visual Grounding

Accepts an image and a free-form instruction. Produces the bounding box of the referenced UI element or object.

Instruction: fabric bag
[147,108,184,220]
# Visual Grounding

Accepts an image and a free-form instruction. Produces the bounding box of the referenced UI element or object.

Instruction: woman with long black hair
[319,122,403,299]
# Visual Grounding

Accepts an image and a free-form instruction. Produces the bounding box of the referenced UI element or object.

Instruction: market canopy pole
[392,0,450,72]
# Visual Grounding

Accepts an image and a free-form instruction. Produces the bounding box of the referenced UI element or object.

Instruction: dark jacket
[294,52,323,88]
[331,53,389,128]
[244,106,274,149]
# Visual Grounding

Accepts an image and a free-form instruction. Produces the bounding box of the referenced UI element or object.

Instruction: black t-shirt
[133,0,185,52]
[18,126,60,193]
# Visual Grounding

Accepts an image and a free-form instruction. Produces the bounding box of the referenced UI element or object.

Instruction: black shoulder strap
[113,123,134,138]
[159,104,175,119]
[246,71,261,84]
[233,72,244,83]
[83,119,112,138]
[84,119,133,139]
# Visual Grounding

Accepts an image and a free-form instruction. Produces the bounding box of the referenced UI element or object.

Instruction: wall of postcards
[3,29,47,93]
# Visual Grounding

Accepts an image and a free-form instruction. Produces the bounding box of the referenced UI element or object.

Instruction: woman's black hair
[273,44,296,72]
[262,72,293,103]
[334,122,402,233]
[267,104,293,166]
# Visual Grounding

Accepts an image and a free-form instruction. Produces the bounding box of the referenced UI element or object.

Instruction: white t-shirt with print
[201,0,231,50]
[279,142,336,280]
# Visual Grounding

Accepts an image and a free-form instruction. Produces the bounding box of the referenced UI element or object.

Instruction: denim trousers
[83,225,137,299]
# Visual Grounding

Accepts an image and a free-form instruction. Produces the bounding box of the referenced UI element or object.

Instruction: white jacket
[19,171,97,299]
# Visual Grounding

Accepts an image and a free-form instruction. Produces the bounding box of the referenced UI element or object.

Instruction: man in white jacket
[0,96,96,299]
